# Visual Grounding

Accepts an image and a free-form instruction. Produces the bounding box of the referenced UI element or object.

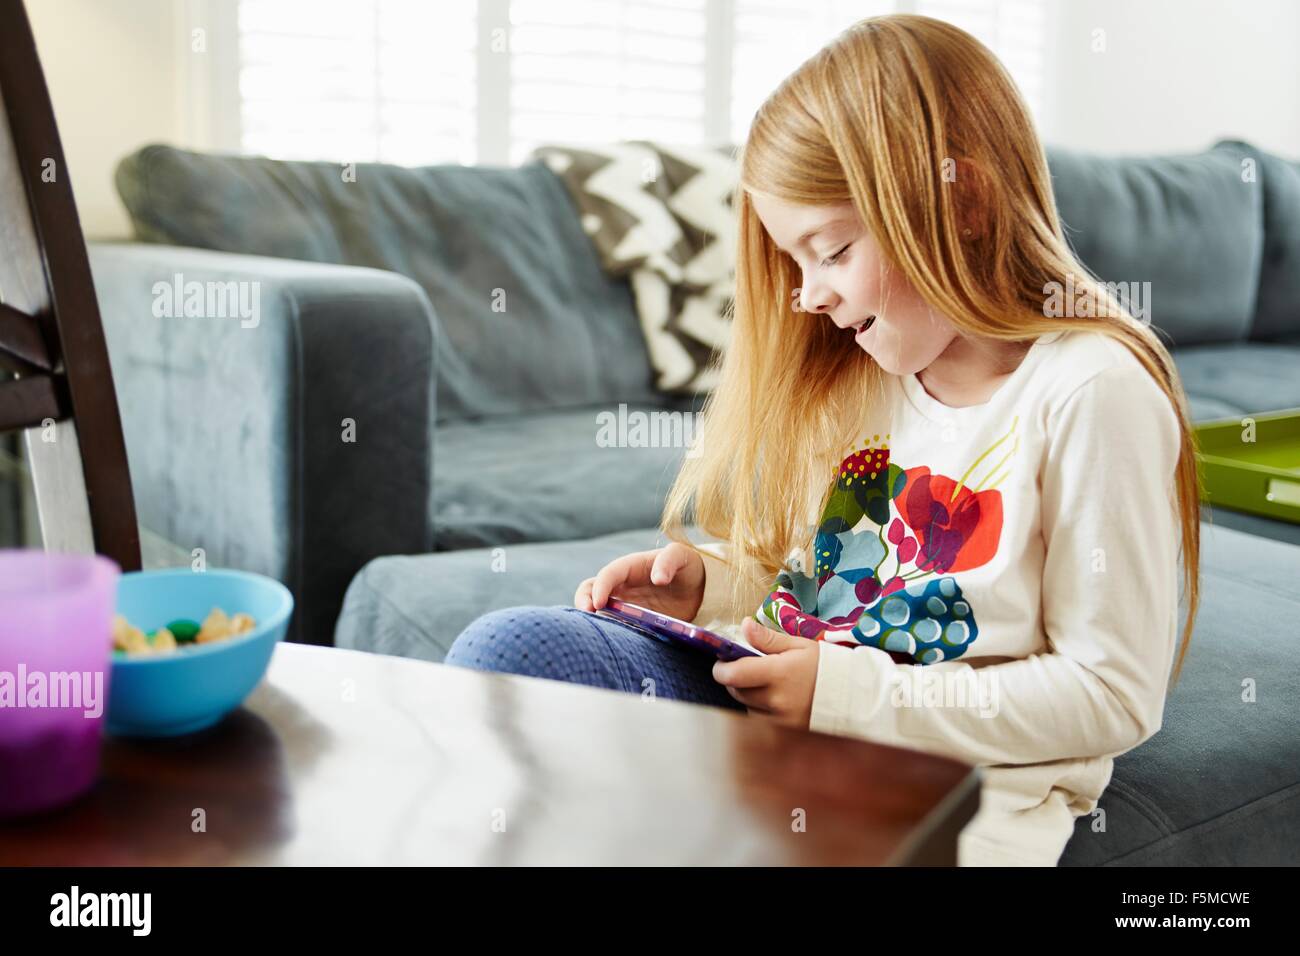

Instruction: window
[238,0,477,164]
[230,0,1050,165]
[509,0,709,164]
[730,0,894,146]
[917,0,1049,117]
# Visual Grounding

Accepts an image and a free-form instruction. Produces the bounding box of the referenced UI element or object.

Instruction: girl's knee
[445,605,594,675]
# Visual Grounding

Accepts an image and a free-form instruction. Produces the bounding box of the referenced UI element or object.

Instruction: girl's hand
[713,618,821,729]
[573,542,706,623]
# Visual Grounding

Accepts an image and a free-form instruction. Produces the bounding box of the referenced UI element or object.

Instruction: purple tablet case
[595,597,762,661]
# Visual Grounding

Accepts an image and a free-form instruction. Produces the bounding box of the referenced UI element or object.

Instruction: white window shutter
[917,0,1048,119]
[731,0,894,145]
[508,0,710,165]
[238,0,477,165]
[232,0,1048,165]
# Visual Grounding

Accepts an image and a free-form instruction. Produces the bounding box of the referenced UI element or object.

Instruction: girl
[445,14,1200,867]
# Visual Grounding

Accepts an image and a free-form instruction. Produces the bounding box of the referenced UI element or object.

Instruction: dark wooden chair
[0,0,140,571]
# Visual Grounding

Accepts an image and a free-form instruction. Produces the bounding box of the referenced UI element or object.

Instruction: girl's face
[750,194,957,377]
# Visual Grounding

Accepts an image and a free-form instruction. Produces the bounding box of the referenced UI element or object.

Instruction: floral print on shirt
[758,418,1019,664]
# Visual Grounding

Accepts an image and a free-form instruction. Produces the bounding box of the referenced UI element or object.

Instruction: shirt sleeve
[808,363,1184,766]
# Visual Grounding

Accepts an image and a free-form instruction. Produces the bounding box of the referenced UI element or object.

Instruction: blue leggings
[445,605,747,712]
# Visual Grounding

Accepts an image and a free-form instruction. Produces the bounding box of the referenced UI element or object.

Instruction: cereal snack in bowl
[112,607,258,657]
[107,569,293,737]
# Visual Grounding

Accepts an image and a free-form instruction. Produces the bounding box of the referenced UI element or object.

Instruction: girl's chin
[854,324,916,377]
[854,317,891,357]
[860,344,905,376]
[854,325,890,367]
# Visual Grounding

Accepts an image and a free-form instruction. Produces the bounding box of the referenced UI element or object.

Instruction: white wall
[24,0,1300,240]
[28,0,187,239]
[1041,0,1300,157]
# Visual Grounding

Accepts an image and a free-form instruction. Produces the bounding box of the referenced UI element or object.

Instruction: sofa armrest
[89,242,437,644]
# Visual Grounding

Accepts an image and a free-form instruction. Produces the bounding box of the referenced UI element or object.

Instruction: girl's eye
[820,243,851,268]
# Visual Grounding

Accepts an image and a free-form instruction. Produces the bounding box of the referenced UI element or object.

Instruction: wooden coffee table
[0,643,979,865]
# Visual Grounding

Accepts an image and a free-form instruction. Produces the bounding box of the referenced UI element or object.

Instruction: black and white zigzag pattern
[533,140,739,393]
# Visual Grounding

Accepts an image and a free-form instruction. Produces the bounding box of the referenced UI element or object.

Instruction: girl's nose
[799,281,836,315]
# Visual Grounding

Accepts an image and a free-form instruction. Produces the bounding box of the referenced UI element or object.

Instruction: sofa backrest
[1218,140,1300,342]
[118,140,1295,420]
[115,145,660,421]
[1044,140,1269,347]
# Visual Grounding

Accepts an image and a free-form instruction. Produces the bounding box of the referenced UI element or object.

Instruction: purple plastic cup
[0,549,120,819]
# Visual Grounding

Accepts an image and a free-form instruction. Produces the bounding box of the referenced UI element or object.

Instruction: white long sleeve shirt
[692,330,1184,865]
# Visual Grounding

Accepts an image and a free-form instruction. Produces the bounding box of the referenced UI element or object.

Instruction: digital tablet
[594,596,765,661]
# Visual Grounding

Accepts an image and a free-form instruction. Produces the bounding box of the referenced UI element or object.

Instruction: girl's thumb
[650,549,678,586]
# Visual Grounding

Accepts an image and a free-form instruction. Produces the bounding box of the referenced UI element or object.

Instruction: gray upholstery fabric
[1183,394,1250,422]
[90,242,437,645]
[1046,141,1264,346]
[114,145,659,422]
[1203,504,1300,549]
[1218,140,1300,341]
[1172,341,1300,417]
[337,525,671,662]
[434,398,703,550]
[1060,521,1300,865]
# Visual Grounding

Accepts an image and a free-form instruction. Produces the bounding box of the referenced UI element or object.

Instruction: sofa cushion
[336,526,666,661]
[1172,340,1300,419]
[1060,521,1300,865]
[1184,394,1249,422]
[115,145,658,421]
[1046,141,1263,347]
[1204,505,1300,549]
[433,398,703,551]
[1218,140,1300,341]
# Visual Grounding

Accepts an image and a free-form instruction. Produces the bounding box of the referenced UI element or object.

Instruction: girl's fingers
[712,656,771,689]
[592,547,679,609]
[591,557,635,609]
[723,684,767,712]
[573,578,595,611]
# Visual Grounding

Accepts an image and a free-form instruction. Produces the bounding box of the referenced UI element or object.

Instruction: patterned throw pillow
[532,140,740,394]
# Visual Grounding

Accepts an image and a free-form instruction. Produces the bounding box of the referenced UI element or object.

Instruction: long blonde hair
[660,14,1201,685]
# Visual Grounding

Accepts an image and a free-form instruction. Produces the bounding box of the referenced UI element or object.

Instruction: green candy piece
[166,619,202,643]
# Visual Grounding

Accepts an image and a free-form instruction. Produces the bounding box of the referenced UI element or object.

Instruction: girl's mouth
[853,316,876,339]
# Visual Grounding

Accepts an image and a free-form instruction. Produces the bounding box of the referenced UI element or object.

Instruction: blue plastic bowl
[108,568,294,737]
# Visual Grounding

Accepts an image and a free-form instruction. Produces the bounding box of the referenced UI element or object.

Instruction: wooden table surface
[0,643,980,865]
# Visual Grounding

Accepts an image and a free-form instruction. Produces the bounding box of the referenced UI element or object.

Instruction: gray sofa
[93,147,707,643]
[91,138,1300,865]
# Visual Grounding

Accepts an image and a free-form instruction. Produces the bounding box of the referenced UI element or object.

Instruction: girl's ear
[949,157,991,242]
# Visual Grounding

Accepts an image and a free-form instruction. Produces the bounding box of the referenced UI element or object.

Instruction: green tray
[1195,407,1300,524]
